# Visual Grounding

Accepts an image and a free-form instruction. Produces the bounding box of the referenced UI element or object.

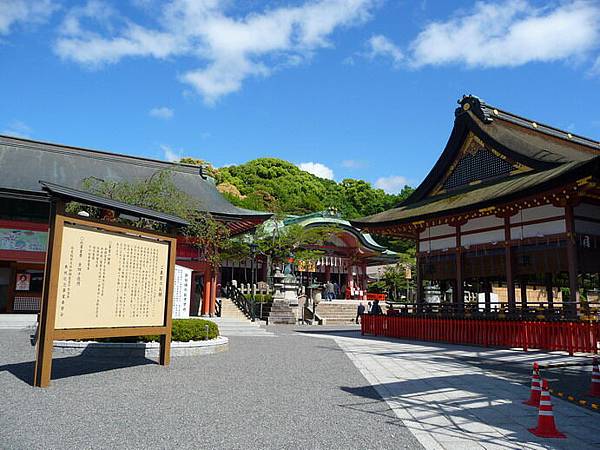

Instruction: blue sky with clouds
[1,0,599,193]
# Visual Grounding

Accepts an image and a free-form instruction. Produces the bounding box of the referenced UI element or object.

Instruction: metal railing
[222,283,256,321]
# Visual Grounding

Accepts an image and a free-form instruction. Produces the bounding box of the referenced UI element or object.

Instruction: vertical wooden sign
[34,200,176,388]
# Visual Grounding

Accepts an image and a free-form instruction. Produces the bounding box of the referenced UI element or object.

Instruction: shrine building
[0,135,271,317]
[220,209,398,300]
[353,95,600,318]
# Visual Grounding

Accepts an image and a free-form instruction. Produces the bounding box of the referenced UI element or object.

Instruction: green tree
[70,170,231,270]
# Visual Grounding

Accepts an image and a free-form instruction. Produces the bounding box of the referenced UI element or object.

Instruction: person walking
[371,299,383,315]
[367,301,372,314]
[325,280,335,301]
[356,302,365,324]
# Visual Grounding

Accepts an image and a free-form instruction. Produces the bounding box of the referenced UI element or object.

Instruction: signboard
[172,265,192,319]
[0,228,47,252]
[54,224,170,329]
[34,206,176,388]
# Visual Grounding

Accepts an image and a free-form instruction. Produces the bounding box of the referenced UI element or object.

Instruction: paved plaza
[1,326,599,449]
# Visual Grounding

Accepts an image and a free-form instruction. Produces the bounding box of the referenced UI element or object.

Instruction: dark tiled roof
[352,157,599,228]
[0,135,271,221]
[40,181,189,227]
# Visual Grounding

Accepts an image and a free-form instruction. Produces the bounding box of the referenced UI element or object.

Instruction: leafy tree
[215,157,414,219]
[69,170,230,270]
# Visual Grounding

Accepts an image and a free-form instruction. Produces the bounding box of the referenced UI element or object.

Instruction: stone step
[0,314,38,329]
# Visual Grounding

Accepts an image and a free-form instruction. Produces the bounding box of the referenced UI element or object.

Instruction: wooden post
[545,273,554,308]
[202,266,211,316]
[504,217,516,312]
[565,205,579,319]
[160,230,177,366]
[416,255,423,304]
[520,276,528,311]
[34,200,64,388]
[209,268,217,316]
[484,280,492,312]
[455,225,464,312]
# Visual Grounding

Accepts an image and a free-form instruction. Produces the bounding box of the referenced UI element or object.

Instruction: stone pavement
[305,331,600,450]
[0,328,421,449]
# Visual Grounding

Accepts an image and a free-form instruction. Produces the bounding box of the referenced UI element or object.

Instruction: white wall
[510,204,563,223]
[511,219,566,239]
[419,224,455,240]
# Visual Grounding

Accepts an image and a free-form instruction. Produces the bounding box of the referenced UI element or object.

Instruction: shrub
[98,319,220,343]
[244,293,273,303]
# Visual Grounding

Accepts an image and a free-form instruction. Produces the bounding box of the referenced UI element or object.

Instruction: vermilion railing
[361,315,600,355]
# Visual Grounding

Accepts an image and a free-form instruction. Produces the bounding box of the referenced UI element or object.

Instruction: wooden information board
[34,203,176,388]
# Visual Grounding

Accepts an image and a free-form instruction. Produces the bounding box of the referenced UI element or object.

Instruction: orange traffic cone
[528,379,566,439]
[523,362,542,406]
[590,357,600,397]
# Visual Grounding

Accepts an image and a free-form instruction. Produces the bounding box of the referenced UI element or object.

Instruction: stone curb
[53,336,229,357]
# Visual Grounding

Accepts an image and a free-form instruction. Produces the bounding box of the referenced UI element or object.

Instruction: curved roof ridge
[456,95,600,150]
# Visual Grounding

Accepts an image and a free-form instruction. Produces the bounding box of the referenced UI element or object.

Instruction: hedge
[244,293,273,303]
[99,319,219,343]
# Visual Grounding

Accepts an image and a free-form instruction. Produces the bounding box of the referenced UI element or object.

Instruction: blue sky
[1,0,599,193]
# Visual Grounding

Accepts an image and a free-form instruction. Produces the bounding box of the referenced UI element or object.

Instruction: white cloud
[366,34,403,67]
[54,0,376,104]
[160,144,180,162]
[2,120,32,138]
[297,162,334,180]
[375,175,408,194]
[0,0,57,35]
[149,106,174,119]
[341,159,368,169]
[409,0,600,68]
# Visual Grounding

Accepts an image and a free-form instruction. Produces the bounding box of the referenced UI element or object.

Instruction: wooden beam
[504,216,516,312]
[565,205,579,319]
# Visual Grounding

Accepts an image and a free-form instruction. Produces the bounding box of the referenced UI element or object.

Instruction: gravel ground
[0,327,422,450]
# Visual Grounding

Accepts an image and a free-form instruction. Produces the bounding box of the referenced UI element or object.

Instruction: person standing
[325,280,335,301]
[371,299,383,315]
[356,302,365,324]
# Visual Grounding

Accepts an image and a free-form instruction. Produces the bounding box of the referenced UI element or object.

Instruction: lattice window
[443,148,513,191]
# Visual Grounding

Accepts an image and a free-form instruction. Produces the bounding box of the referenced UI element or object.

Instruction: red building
[352,95,600,351]
[0,135,271,317]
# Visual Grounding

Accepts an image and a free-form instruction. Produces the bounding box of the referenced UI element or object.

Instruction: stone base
[53,336,229,358]
[268,300,296,325]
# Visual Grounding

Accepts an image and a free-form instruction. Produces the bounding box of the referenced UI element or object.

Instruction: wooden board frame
[33,200,177,388]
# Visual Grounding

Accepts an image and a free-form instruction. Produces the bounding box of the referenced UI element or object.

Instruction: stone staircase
[219,297,251,321]
[210,298,275,336]
[207,317,275,337]
[314,302,358,325]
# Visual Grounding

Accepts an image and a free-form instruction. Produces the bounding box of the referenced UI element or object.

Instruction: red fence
[361,315,600,355]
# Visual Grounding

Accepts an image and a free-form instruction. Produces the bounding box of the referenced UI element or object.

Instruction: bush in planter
[244,293,273,303]
[97,319,220,343]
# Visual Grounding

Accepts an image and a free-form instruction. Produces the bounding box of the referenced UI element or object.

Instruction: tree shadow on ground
[339,372,598,449]
[0,347,156,386]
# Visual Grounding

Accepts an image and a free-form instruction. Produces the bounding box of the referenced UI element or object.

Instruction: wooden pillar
[209,269,217,316]
[484,280,492,312]
[565,205,579,319]
[416,255,423,304]
[201,266,211,316]
[545,273,554,308]
[520,276,528,311]
[325,265,331,282]
[455,225,464,312]
[504,216,516,312]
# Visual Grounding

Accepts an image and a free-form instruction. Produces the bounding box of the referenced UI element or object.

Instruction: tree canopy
[213,158,414,219]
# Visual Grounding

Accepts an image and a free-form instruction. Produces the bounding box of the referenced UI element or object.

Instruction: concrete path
[304,331,600,450]
[0,328,420,449]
